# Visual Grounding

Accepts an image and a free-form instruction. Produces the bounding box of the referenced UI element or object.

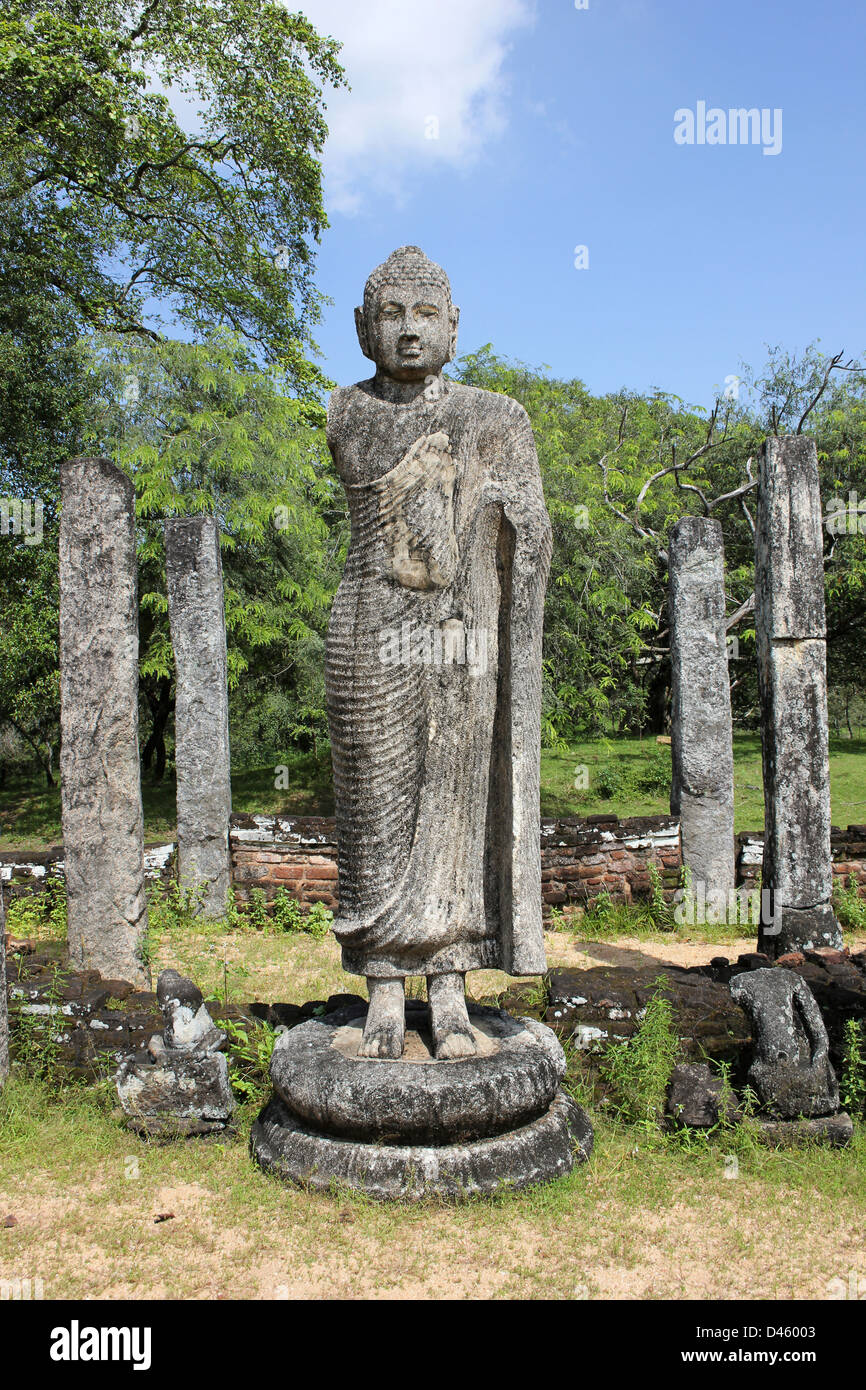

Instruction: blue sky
[299,0,866,411]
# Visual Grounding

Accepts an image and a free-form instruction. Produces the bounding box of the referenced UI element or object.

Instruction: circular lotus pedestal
[250,1001,593,1200]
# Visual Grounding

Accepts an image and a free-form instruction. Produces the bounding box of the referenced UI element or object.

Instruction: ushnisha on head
[355,245,460,383]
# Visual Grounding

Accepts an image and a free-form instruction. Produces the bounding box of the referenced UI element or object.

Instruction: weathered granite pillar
[60,457,149,986]
[669,516,735,898]
[0,871,9,1087]
[755,436,841,955]
[165,517,232,917]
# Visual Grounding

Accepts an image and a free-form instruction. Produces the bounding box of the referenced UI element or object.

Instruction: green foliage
[242,887,270,933]
[636,750,672,796]
[582,888,617,931]
[270,890,332,938]
[0,0,344,373]
[594,746,671,801]
[222,1016,277,1105]
[578,864,671,938]
[5,878,67,940]
[599,977,681,1126]
[0,0,345,779]
[647,862,669,924]
[83,329,341,771]
[594,761,630,799]
[833,874,866,932]
[143,877,208,964]
[840,1019,866,1117]
[9,959,69,1085]
[453,342,866,743]
[225,884,332,937]
[546,905,567,932]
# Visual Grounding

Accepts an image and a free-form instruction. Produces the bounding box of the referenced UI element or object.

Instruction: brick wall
[230,813,339,911]
[736,826,866,896]
[540,814,681,914]
[0,842,174,905]
[830,826,866,895]
[229,812,684,919]
[5,815,866,917]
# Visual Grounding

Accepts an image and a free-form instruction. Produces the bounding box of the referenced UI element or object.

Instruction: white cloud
[297,0,536,215]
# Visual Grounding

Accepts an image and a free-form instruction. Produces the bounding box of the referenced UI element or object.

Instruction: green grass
[541,732,866,832]
[0,749,334,850]
[2,907,865,1299]
[2,735,865,849]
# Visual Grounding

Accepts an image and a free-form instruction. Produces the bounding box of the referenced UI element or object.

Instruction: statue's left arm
[484,400,552,974]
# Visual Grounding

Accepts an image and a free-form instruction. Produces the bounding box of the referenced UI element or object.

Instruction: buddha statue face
[355,246,459,383]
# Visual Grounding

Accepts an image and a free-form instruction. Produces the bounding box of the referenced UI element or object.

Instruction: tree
[0,0,346,782]
[85,329,342,777]
[0,536,61,784]
[0,0,344,383]
[453,343,866,741]
[0,235,92,783]
[453,348,750,737]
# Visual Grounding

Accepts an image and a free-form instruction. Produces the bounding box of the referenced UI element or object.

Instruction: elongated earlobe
[355,306,373,361]
[448,306,460,362]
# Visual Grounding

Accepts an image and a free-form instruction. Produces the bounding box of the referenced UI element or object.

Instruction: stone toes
[436,1031,477,1060]
[358,1028,404,1059]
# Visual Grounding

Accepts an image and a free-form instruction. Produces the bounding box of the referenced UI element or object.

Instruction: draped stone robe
[325,379,551,979]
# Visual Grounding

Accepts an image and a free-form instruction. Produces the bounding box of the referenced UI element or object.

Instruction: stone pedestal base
[251,1002,593,1199]
[759,902,841,957]
[116,1049,234,1137]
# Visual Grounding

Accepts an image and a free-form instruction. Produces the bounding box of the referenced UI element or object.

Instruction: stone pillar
[669,516,735,899]
[0,870,9,1087]
[755,435,841,955]
[165,517,232,917]
[60,457,149,986]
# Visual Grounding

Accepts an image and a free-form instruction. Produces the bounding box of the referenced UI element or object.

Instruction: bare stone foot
[428,972,477,1060]
[358,977,405,1058]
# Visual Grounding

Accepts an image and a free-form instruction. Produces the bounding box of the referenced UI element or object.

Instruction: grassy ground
[3,735,866,849]
[2,912,866,1300]
[541,733,866,831]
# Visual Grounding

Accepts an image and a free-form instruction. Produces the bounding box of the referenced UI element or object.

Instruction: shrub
[595,762,629,799]
[635,749,672,796]
[833,874,866,932]
[840,1018,866,1116]
[6,879,68,941]
[222,1017,278,1106]
[600,975,681,1126]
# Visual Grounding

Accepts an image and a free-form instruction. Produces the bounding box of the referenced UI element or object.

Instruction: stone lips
[251,1089,593,1202]
[269,1002,566,1145]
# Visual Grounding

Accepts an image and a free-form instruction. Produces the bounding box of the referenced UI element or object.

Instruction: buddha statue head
[355,245,460,383]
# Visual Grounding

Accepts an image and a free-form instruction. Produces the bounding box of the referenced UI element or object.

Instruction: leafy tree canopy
[0,0,345,386]
[84,329,342,773]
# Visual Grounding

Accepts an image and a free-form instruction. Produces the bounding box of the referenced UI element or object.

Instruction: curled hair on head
[362,245,452,319]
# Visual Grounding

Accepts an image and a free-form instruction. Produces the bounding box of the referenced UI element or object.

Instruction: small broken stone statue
[251,248,593,1197]
[116,970,234,1136]
[730,968,852,1145]
[665,1062,741,1131]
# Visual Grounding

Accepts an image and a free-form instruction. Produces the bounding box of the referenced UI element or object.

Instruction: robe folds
[325,379,552,979]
